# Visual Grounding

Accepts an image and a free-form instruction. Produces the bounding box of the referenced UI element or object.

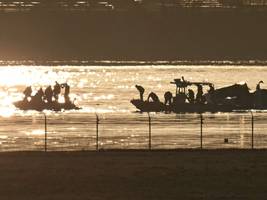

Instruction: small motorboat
[131,77,267,113]
[14,83,81,111]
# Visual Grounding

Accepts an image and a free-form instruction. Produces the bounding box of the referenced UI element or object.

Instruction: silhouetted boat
[14,100,80,111]
[131,99,243,113]
[131,78,267,113]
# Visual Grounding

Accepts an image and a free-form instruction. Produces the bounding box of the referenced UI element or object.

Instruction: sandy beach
[0,150,266,199]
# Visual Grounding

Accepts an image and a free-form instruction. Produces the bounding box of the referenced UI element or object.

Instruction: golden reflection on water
[0,66,72,117]
[0,65,267,118]
[0,65,137,117]
[25,129,44,136]
[0,65,266,150]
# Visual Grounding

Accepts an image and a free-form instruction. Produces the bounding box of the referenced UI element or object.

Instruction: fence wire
[0,112,266,151]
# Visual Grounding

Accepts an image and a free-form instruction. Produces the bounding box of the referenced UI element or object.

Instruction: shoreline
[0,149,267,199]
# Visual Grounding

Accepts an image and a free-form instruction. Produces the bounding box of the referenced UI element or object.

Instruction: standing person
[255,80,264,108]
[44,85,53,103]
[53,81,61,102]
[135,85,145,101]
[196,85,203,103]
[61,83,70,103]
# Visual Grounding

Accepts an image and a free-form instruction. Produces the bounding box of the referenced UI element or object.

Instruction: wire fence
[0,111,267,151]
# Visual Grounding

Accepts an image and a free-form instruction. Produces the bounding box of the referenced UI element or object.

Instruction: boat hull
[13,100,80,111]
[130,99,166,112]
[131,99,257,113]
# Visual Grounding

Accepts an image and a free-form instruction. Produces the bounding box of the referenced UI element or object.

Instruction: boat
[13,100,80,111]
[14,83,81,111]
[131,77,267,113]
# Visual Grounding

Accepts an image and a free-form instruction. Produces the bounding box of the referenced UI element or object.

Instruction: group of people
[23,82,71,104]
[189,84,215,104]
[135,85,173,105]
[135,83,215,105]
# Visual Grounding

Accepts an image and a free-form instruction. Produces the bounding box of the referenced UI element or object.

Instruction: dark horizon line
[1,59,267,66]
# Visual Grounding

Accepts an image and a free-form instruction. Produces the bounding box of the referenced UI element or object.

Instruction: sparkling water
[0,65,266,151]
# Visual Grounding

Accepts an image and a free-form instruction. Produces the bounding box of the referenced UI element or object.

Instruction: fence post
[148,112,151,150]
[250,111,254,149]
[43,113,47,152]
[200,113,203,149]
[95,113,99,151]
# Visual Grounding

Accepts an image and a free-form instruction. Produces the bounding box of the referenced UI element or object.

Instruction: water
[0,65,267,151]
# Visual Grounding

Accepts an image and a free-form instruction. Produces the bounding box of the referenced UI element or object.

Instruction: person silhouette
[61,83,70,103]
[208,84,215,94]
[53,81,61,102]
[32,88,44,104]
[44,85,53,103]
[196,85,203,103]
[187,89,195,104]
[164,91,173,105]
[135,85,145,101]
[254,81,264,108]
[23,86,32,101]
[147,92,160,103]
[256,80,264,91]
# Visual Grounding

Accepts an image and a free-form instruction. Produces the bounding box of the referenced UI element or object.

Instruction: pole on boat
[148,112,151,150]
[43,112,47,152]
[250,111,254,149]
[200,113,203,149]
[96,113,99,151]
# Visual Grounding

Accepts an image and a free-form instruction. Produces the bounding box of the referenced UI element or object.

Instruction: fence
[0,111,267,151]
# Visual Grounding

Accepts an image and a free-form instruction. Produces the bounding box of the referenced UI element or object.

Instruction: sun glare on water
[26,129,44,136]
[0,67,71,117]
